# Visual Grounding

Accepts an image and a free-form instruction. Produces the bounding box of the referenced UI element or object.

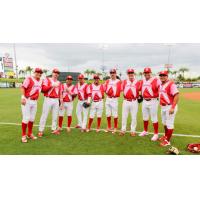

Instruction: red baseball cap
[66,75,73,80]
[159,70,168,76]
[52,68,60,74]
[127,68,135,73]
[110,68,117,73]
[144,67,152,73]
[93,74,100,79]
[34,67,43,74]
[78,74,84,79]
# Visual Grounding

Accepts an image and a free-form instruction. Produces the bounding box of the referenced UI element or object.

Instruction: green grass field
[0,88,200,155]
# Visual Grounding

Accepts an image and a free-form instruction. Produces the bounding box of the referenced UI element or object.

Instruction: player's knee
[166,122,174,129]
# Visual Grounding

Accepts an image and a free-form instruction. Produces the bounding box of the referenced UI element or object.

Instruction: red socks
[107,116,111,129]
[143,120,149,132]
[68,116,72,127]
[166,129,174,141]
[114,118,118,129]
[27,121,34,136]
[153,122,159,134]
[58,116,63,128]
[21,122,27,137]
[88,118,93,129]
[97,117,101,129]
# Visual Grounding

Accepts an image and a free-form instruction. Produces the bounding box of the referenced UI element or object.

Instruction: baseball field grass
[0,88,200,155]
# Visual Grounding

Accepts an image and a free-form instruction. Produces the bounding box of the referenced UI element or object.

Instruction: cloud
[0,43,200,77]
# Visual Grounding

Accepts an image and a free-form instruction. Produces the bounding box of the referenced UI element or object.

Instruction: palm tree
[171,70,178,80]
[43,69,48,76]
[25,66,33,76]
[139,72,143,79]
[179,67,189,79]
[90,70,96,77]
[19,69,25,78]
[84,69,91,79]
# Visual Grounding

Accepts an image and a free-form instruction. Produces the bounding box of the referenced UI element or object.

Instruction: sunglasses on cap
[128,72,134,74]
[67,78,73,80]
[110,72,116,74]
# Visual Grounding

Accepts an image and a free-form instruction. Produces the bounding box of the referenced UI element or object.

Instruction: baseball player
[139,67,161,141]
[86,74,104,133]
[119,68,140,137]
[73,74,90,132]
[104,69,121,134]
[38,68,63,137]
[21,68,43,143]
[58,75,76,133]
[158,70,179,146]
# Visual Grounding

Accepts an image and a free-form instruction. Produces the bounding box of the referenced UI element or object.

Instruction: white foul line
[0,122,200,138]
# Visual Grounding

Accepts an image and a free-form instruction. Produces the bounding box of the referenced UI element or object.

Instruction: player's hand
[21,98,26,105]
[169,108,174,115]
[60,104,64,110]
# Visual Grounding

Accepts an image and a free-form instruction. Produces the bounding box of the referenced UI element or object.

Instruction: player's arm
[86,84,92,104]
[20,87,26,105]
[59,84,64,109]
[169,93,179,115]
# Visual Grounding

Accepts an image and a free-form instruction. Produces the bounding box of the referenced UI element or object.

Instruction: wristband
[171,102,176,109]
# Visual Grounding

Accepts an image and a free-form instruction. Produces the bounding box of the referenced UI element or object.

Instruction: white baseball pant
[142,99,159,123]
[59,102,73,117]
[89,100,103,118]
[161,105,178,129]
[39,97,59,132]
[76,100,89,129]
[105,97,118,118]
[21,99,37,123]
[121,100,138,132]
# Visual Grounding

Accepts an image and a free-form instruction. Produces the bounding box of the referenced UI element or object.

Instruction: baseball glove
[167,146,180,155]
[187,143,200,153]
[137,95,143,103]
[82,102,90,108]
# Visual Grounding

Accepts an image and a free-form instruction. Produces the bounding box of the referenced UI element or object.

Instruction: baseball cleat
[151,134,159,141]
[96,128,100,133]
[119,131,125,136]
[38,132,43,138]
[27,134,37,140]
[86,128,90,133]
[139,131,148,137]
[52,130,60,135]
[21,136,28,143]
[81,129,87,133]
[160,139,171,147]
[130,132,136,137]
[66,127,71,133]
[104,128,112,133]
[159,135,167,142]
[75,125,81,129]
[112,128,117,134]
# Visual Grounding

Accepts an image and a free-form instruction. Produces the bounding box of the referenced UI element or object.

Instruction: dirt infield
[183,92,200,101]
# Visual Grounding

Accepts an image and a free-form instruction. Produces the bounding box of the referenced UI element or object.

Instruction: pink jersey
[140,77,160,99]
[22,76,42,100]
[104,79,121,98]
[88,83,104,101]
[42,77,62,98]
[122,79,140,100]
[159,80,179,105]
[62,83,76,102]
[74,82,89,101]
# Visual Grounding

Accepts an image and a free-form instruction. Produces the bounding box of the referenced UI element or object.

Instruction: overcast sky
[0,43,200,77]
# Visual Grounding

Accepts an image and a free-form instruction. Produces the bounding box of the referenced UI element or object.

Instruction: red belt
[108,96,117,98]
[125,98,136,102]
[93,99,102,102]
[161,103,171,106]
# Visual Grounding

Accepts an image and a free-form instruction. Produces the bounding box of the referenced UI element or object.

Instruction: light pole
[13,43,18,79]
[99,44,108,78]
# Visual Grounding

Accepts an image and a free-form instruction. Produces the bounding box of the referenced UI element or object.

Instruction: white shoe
[151,134,159,141]
[66,127,71,133]
[27,134,37,140]
[139,131,148,137]
[22,136,28,143]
